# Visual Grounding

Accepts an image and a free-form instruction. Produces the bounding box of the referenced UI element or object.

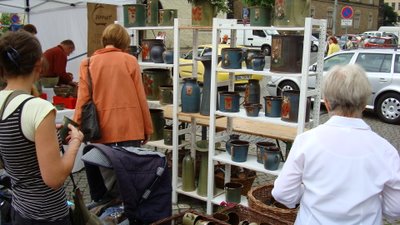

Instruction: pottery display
[123,4,146,27]
[162,50,174,64]
[274,0,310,27]
[281,90,310,122]
[264,96,282,117]
[221,48,243,69]
[245,49,263,70]
[182,151,196,192]
[263,146,281,171]
[181,78,201,113]
[225,182,243,203]
[159,9,177,26]
[271,35,303,73]
[141,39,165,62]
[244,79,260,105]
[244,103,262,117]
[230,140,250,162]
[219,91,240,112]
[251,56,266,71]
[225,134,240,155]
[198,55,212,116]
[256,141,277,164]
[40,76,59,88]
[142,68,171,101]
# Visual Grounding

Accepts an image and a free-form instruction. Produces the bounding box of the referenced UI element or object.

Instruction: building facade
[385,0,400,21]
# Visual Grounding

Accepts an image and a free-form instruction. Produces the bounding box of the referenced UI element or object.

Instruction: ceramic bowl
[40,76,59,88]
[53,85,72,97]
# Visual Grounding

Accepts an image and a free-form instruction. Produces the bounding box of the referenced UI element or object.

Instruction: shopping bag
[70,187,103,225]
[81,101,101,142]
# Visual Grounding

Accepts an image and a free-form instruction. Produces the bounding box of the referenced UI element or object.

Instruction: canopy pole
[25,0,30,23]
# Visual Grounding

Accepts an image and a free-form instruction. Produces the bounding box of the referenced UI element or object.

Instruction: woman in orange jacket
[74,23,153,206]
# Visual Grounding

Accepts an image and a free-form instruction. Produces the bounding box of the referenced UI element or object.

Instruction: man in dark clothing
[43,40,75,86]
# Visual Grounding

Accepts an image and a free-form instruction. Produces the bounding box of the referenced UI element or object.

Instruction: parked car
[179,44,263,85]
[364,36,398,48]
[266,48,400,124]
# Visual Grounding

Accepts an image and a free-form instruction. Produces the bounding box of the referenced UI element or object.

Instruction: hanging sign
[341,6,353,19]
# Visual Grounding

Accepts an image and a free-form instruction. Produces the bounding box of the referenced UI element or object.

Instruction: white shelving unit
[125,24,179,151]
[206,17,327,214]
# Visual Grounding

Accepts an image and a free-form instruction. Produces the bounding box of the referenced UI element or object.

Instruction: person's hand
[141,134,151,145]
[67,124,84,145]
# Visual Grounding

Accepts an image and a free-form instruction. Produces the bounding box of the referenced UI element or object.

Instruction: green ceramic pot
[273,0,310,27]
[250,6,272,27]
[146,0,158,26]
[159,9,177,26]
[191,1,216,27]
[123,4,146,27]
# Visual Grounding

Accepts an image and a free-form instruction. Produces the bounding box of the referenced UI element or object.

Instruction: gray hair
[322,64,371,117]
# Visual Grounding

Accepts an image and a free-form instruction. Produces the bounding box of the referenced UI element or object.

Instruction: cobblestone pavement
[65,105,400,224]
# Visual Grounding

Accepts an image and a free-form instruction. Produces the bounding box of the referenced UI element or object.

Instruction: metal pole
[332,0,338,35]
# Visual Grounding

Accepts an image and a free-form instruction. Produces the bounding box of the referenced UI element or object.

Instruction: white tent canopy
[0,0,136,80]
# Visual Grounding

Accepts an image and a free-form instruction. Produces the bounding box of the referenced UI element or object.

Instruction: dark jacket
[82,144,172,224]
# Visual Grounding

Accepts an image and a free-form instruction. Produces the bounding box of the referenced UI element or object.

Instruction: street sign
[341,19,353,26]
[341,6,354,19]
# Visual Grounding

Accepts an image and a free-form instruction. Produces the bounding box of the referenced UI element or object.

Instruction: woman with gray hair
[272,64,400,225]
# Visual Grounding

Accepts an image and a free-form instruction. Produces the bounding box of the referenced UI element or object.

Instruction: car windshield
[355,53,392,73]
[323,53,354,71]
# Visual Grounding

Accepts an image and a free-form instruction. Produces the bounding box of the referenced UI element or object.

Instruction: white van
[378,26,400,38]
[362,30,386,38]
[220,25,279,55]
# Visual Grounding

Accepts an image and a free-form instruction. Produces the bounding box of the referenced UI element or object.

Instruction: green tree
[383,3,398,26]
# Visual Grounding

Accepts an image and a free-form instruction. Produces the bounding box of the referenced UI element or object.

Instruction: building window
[311,7,315,18]
[327,10,333,29]
[398,3,400,10]
[354,12,361,29]
[368,13,373,29]
[392,2,396,9]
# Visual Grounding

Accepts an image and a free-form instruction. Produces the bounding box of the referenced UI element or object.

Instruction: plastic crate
[53,96,77,109]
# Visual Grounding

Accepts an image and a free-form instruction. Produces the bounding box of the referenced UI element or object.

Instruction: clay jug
[182,152,196,192]
[181,78,201,113]
[146,0,158,26]
[244,79,260,104]
[142,68,171,100]
[123,4,146,27]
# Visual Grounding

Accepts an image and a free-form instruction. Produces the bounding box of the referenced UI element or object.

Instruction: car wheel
[376,92,400,124]
[311,44,318,52]
[277,81,299,96]
[261,45,271,56]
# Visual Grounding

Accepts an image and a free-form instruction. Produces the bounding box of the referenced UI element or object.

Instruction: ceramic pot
[271,35,303,73]
[123,4,146,27]
[191,1,216,27]
[274,0,310,27]
[219,91,240,112]
[221,48,243,69]
[150,43,166,63]
[244,49,263,69]
[159,9,177,26]
[251,56,266,71]
[141,39,165,62]
[244,103,262,117]
[162,50,174,64]
[142,68,171,100]
[146,0,158,26]
[225,134,240,155]
[250,6,272,26]
[263,146,281,171]
[244,79,260,104]
[183,212,201,225]
[281,90,310,122]
[149,109,165,141]
[159,85,173,105]
[256,141,276,164]
[264,96,282,117]
[225,182,243,203]
[181,78,201,113]
[230,140,250,162]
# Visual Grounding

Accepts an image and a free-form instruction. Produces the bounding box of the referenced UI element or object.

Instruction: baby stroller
[81,144,172,225]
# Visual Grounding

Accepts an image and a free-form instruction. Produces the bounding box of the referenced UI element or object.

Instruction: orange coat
[74,47,153,143]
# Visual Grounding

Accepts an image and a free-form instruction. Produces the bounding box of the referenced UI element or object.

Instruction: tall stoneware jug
[146,0,158,26]
[181,78,201,113]
[198,55,212,116]
[196,140,215,197]
[244,79,260,104]
[182,151,196,192]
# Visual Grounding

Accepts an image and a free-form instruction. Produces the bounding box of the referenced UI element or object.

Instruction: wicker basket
[150,209,230,225]
[247,183,298,223]
[214,164,256,196]
[219,204,292,225]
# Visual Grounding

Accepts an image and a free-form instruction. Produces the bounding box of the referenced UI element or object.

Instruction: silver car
[267,48,400,124]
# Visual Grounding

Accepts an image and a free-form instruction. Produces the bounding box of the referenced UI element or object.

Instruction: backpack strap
[0,90,28,119]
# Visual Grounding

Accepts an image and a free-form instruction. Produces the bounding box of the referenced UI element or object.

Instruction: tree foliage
[383,3,398,26]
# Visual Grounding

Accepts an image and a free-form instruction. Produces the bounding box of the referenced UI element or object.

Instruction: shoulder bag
[81,57,101,142]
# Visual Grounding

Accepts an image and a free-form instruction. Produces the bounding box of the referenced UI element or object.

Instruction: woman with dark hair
[0,31,84,225]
